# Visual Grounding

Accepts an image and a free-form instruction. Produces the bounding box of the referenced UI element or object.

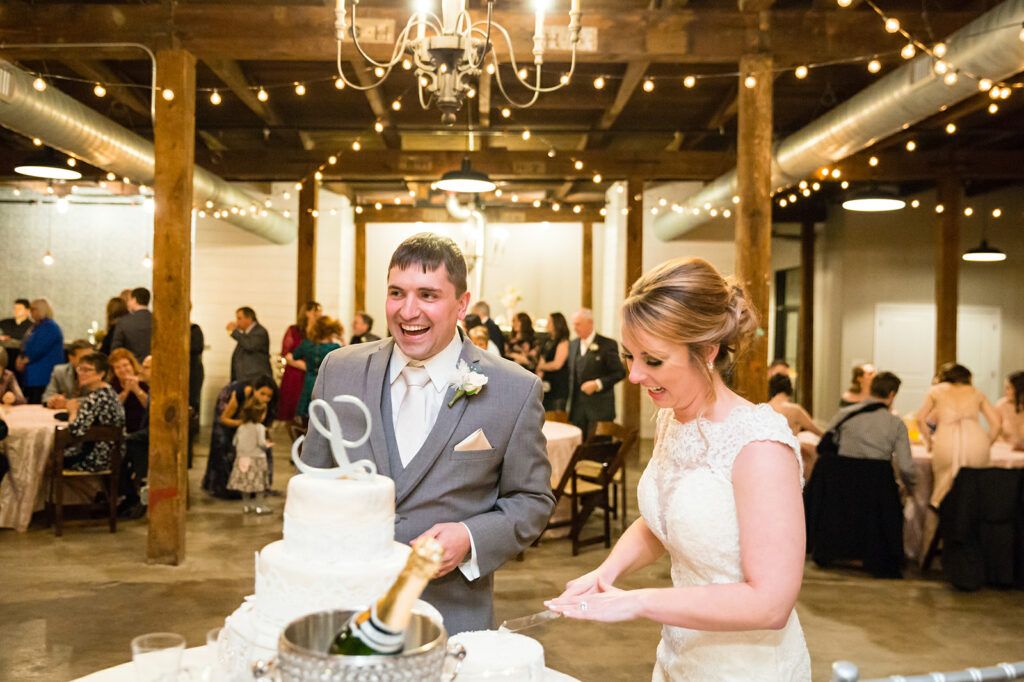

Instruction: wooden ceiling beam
[361,204,605,223]
[351,65,402,149]
[62,59,150,120]
[827,150,1024,182]
[586,60,650,149]
[0,6,978,64]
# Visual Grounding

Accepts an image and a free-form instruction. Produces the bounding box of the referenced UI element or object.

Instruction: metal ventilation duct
[653,0,1024,241]
[0,58,295,244]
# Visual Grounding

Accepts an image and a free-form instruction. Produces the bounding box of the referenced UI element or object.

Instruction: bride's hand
[552,569,606,601]
[545,578,641,623]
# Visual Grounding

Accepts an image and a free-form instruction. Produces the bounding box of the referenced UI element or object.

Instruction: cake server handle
[498,609,561,633]
[443,642,467,681]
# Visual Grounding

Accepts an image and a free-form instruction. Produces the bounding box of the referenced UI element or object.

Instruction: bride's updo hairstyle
[623,257,760,403]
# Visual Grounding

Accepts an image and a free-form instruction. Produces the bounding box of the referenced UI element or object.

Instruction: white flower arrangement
[449,360,488,408]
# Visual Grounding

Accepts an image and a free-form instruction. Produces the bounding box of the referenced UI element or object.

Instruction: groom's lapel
[365,339,394,478]
[394,338,478,506]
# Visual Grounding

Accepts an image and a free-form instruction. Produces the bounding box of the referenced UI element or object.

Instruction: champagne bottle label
[348,605,404,654]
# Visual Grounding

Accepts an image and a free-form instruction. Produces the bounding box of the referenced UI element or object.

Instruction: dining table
[541,420,584,535]
[0,403,63,532]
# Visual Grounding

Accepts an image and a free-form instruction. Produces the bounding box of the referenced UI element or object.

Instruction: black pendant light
[436,157,496,194]
[962,238,1006,262]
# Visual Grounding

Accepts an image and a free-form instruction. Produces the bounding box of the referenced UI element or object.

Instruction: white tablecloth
[0,404,62,532]
[542,421,584,488]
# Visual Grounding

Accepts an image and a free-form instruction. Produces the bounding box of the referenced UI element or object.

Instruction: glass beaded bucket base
[272,610,465,682]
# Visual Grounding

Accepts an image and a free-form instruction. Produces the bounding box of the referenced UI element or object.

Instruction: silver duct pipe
[0,58,295,244]
[653,0,1024,240]
[445,192,486,296]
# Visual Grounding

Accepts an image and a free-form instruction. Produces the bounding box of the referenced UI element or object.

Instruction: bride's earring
[707,360,714,371]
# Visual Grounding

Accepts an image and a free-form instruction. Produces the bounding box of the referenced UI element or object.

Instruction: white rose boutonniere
[589,343,599,352]
[449,360,488,408]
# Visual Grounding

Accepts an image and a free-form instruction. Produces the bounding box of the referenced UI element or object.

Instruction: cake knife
[498,610,561,632]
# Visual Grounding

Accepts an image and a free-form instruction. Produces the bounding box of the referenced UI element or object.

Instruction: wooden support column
[798,219,815,414]
[734,53,773,404]
[148,49,195,565]
[296,180,318,310]
[622,178,644,432]
[354,217,366,313]
[581,221,593,309]
[935,175,961,368]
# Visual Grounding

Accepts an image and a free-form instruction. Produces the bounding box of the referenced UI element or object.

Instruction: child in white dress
[227,397,272,514]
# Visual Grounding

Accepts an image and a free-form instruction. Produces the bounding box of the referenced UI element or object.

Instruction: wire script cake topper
[290,394,376,480]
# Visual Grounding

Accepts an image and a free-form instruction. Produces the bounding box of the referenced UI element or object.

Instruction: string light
[257,87,269,102]
[518,68,528,80]
[799,180,808,189]
[593,76,605,90]
[162,88,175,101]
[391,99,402,111]
[32,138,42,146]
[794,66,808,80]
[295,182,302,190]
[142,253,153,268]
[402,59,413,70]
[992,208,1002,218]
[66,157,76,167]
[521,129,531,140]
[933,43,947,58]
[94,83,107,98]
[867,59,882,74]
[533,199,541,208]
[559,74,569,85]
[374,67,385,78]
[33,77,47,91]
[901,43,917,60]
[210,90,221,105]
[374,202,382,210]
[868,156,879,167]
[593,173,602,183]
[884,17,900,33]
[314,170,323,180]
[334,78,345,90]
[643,79,654,92]
[943,71,958,86]
[294,82,306,96]
[841,180,849,189]
[812,182,820,191]
[911,199,920,208]
[945,122,957,134]
[964,207,973,216]
[42,251,54,265]
[352,140,361,151]
[905,140,916,151]
[328,155,337,165]
[683,75,696,89]
[552,202,560,211]
[547,149,556,158]
[501,108,511,118]
[283,191,291,200]
[978,78,993,91]
[780,199,788,207]
[374,121,384,133]
[988,103,999,114]
[933,60,948,75]
[999,87,1011,99]
[935,204,945,213]
[832,169,841,179]
[574,160,584,170]
[744,75,757,88]
[355,205,364,214]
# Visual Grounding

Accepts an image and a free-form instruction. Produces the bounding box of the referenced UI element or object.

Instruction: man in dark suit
[470,301,505,357]
[349,311,381,345]
[228,306,273,383]
[111,287,152,362]
[567,308,626,438]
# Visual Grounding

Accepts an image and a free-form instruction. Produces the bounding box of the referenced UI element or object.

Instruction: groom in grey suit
[301,233,554,635]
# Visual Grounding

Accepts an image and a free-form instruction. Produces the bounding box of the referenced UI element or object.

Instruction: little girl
[227,396,272,514]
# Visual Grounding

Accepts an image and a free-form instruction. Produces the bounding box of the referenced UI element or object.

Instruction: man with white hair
[470,301,505,358]
[567,308,625,438]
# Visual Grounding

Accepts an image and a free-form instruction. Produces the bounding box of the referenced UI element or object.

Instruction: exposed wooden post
[148,49,195,565]
[581,221,593,309]
[296,180,318,311]
[733,53,773,404]
[622,178,644,432]
[354,217,366,313]
[798,219,815,414]
[936,175,961,368]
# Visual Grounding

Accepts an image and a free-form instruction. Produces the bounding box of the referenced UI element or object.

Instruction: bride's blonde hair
[622,257,759,405]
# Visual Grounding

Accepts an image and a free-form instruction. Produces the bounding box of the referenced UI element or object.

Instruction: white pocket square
[455,428,492,451]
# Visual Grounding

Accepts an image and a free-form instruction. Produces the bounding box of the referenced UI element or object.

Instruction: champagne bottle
[328,536,444,656]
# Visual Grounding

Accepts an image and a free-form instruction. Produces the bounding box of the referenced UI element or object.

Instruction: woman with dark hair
[506,312,537,371]
[201,375,278,499]
[289,315,343,422]
[995,371,1024,450]
[99,296,129,356]
[0,347,27,405]
[916,362,1001,506]
[108,348,149,433]
[535,312,570,411]
[63,352,126,472]
[839,363,876,407]
[278,301,322,424]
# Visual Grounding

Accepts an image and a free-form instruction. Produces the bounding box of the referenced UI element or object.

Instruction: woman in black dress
[201,376,277,499]
[63,352,126,472]
[536,312,570,412]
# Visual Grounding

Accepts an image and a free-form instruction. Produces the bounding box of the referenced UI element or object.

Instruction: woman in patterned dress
[63,352,126,472]
[548,257,810,681]
[288,315,343,422]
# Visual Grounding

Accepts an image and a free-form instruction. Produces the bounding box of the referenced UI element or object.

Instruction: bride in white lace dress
[546,257,811,681]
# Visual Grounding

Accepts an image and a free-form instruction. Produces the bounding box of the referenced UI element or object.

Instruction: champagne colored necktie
[396,364,432,463]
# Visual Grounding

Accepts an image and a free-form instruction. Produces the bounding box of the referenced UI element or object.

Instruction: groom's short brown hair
[389,232,468,297]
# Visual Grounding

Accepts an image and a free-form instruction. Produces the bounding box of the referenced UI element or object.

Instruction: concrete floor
[2,430,1023,681]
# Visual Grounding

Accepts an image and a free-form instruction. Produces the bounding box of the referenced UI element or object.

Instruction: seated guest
[0,347,27,405]
[202,376,277,499]
[108,348,149,434]
[0,298,33,341]
[995,371,1024,450]
[535,312,570,412]
[289,316,343,422]
[767,358,790,379]
[467,325,490,351]
[43,339,95,408]
[350,311,380,345]
[506,312,538,371]
[825,371,915,494]
[121,355,151,517]
[768,373,823,475]
[16,298,65,404]
[63,352,126,472]
[839,362,876,407]
[463,314,501,354]
[98,296,129,356]
[470,300,505,357]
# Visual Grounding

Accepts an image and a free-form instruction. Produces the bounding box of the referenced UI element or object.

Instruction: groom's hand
[414,523,471,577]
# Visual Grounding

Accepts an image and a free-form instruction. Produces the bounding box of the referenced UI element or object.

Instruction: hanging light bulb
[352,140,361,151]
[906,140,916,151]
[978,78,993,91]
[532,199,541,208]
[933,43,947,58]
[869,156,879,167]
[574,160,584,170]
[402,58,413,70]
[964,207,974,216]
[521,129,531,140]
[946,122,957,134]
[501,108,511,118]
[593,173,602,183]
[593,76,605,90]
[94,83,107,98]
[744,75,757,88]
[32,138,42,146]
[901,43,917,60]
[210,90,222,105]
[391,99,402,111]
[42,251,54,265]
[884,17,900,33]
[989,103,999,114]
[642,78,654,92]
[683,75,696,89]
[314,170,323,180]
[162,88,175,101]
[944,71,958,86]
[328,155,337,165]
[294,82,306,96]
[257,87,269,102]
[837,0,852,6]
[142,253,153,268]
[911,199,920,208]
[867,59,882,74]
[33,77,47,91]
[992,208,1002,218]
[374,120,384,133]
[832,169,841,179]
[107,171,117,181]
[334,77,345,90]
[374,67,385,78]
[794,66,808,80]
[935,204,945,213]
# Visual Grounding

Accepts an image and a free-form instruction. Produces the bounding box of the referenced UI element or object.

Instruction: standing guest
[567,308,626,438]
[228,396,273,514]
[0,298,33,341]
[839,362,876,408]
[350,311,381,345]
[289,316,343,422]
[111,287,153,362]
[43,340,95,408]
[768,358,791,379]
[506,312,538,371]
[62,352,126,472]
[916,362,1001,507]
[16,298,64,404]
[995,371,1024,450]
[98,296,129,356]
[228,306,273,383]
[121,355,151,517]
[547,256,811,680]
[189,316,205,468]
[202,376,277,499]
[0,347,27,405]
[470,301,506,357]
[279,301,321,423]
[108,348,149,434]
[535,312,570,412]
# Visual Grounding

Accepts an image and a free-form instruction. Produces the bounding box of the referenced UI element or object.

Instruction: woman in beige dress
[916,363,1001,507]
[994,372,1024,451]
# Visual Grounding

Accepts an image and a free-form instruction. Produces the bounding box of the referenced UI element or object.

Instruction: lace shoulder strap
[716,404,804,483]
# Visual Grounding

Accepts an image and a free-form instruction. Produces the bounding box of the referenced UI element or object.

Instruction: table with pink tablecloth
[0,404,62,532]
[542,421,584,533]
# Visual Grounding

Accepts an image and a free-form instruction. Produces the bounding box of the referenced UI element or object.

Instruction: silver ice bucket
[267,610,464,682]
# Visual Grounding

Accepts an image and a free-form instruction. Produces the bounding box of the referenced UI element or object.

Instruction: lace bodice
[637,404,811,681]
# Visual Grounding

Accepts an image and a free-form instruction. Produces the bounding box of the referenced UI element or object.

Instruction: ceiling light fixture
[15,147,83,180]
[436,157,497,193]
[842,187,906,212]
[962,239,1006,262]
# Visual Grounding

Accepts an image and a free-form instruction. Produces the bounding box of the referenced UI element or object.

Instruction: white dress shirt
[387,331,481,580]
[577,332,602,391]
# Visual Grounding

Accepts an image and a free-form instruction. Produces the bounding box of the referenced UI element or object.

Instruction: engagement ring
[580,600,588,611]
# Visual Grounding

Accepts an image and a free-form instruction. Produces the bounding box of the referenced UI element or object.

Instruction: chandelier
[333,0,583,125]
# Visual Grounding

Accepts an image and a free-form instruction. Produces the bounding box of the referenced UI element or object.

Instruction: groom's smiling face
[386,263,470,361]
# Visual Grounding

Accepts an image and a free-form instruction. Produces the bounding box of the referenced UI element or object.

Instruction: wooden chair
[581,422,639,532]
[539,439,624,555]
[47,425,125,537]
[544,410,569,423]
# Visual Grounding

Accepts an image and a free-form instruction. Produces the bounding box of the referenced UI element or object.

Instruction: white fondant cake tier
[285,472,395,527]
[449,631,547,681]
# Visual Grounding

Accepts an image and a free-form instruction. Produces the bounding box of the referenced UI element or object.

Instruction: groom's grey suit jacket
[301,335,555,634]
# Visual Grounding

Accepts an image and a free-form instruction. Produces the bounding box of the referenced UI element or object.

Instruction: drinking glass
[197,628,226,681]
[131,632,185,682]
